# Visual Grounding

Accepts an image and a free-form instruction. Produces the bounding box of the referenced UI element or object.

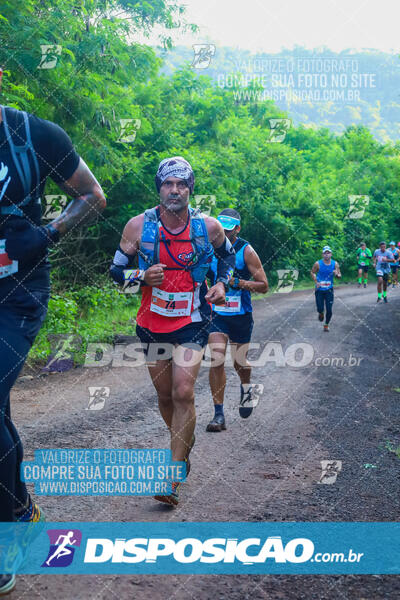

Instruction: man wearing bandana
[110,156,235,506]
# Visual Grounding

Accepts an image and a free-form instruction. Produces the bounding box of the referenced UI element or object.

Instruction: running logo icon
[191,44,216,69]
[276,269,299,293]
[192,195,216,216]
[87,386,110,411]
[318,460,342,485]
[268,119,291,143]
[37,45,62,69]
[117,119,141,143]
[347,195,369,219]
[43,195,67,220]
[42,530,82,567]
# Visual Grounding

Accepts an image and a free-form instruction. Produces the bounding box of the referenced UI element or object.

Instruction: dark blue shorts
[136,319,211,355]
[209,312,254,344]
[0,274,50,520]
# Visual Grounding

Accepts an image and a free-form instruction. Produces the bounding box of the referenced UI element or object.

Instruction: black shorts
[136,320,211,356]
[390,265,399,273]
[209,312,254,344]
[376,271,389,281]
[357,264,369,273]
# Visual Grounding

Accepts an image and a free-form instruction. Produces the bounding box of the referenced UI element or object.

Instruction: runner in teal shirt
[388,241,399,288]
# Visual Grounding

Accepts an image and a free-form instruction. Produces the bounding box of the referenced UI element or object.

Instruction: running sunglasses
[217,215,240,230]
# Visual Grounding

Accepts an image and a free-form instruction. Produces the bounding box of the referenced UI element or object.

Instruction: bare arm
[311,261,320,285]
[51,158,106,236]
[236,245,268,293]
[119,214,144,256]
[114,214,166,287]
[204,216,233,305]
[334,261,341,278]
[204,216,225,249]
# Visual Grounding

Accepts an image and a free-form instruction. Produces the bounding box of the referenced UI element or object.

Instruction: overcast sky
[153,0,400,53]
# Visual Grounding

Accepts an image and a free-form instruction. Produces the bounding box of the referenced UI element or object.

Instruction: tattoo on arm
[51,158,106,236]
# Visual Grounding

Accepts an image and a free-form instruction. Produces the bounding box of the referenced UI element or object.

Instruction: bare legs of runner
[208,332,252,407]
[147,345,203,461]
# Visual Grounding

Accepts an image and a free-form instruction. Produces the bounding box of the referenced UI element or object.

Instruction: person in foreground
[110,157,235,506]
[0,69,106,595]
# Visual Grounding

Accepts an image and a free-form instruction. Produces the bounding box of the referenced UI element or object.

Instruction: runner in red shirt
[110,157,235,505]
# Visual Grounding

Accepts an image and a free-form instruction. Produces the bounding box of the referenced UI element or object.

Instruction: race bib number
[318,281,331,289]
[376,269,384,276]
[150,287,193,317]
[214,295,242,313]
[0,239,18,279]
[359,261,365,266]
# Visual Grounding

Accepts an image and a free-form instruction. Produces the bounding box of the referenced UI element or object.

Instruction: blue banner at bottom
[0,522,398,574]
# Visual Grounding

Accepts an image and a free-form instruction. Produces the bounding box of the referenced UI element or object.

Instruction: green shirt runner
[357,247,372,266]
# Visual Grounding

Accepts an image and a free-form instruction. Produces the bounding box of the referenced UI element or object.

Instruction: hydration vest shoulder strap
[188,206,210,258]
[139,207,160,269]
[234,238,248,254]
[233,238,249,275]
[0,106,41,216]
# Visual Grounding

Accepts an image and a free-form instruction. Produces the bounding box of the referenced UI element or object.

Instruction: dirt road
[10,284,400,599]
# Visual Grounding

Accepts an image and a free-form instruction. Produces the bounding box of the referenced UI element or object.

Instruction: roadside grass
[28,278,139,367]
[384,440,400,459]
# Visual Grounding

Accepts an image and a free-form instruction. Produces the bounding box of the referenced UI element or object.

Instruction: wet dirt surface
[9,284,400,599]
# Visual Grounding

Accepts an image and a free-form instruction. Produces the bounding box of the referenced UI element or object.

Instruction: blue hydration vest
[316,259,336,290]
[390,249,399,266]
[138,206,214,285]
[210,237,252,315]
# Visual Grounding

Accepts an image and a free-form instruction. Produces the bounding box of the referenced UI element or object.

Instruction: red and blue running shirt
[136,213,210,333]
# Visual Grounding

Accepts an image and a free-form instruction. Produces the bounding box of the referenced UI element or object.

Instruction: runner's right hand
[143,263,166,286]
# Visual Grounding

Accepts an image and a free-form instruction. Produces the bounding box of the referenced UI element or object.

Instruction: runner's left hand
[5,219,57,262]
[205,282,226,305]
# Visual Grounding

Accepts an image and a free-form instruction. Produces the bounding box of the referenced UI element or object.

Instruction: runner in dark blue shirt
[311,246,341,332]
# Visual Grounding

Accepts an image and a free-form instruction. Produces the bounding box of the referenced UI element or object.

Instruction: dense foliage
[1,2,400,291]
[162,46,400,143]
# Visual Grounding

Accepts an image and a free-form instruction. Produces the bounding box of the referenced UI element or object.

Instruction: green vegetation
[161,46,400,143]
[384,440,400,459]
[30,279,139,364]
[2,3,400,363]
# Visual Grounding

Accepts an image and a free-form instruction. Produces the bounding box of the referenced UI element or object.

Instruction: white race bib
[318,281,332,289]
[0,239,18,279]
[150,287,193,317]
[359,261,365,266]
[214,295,242,313]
